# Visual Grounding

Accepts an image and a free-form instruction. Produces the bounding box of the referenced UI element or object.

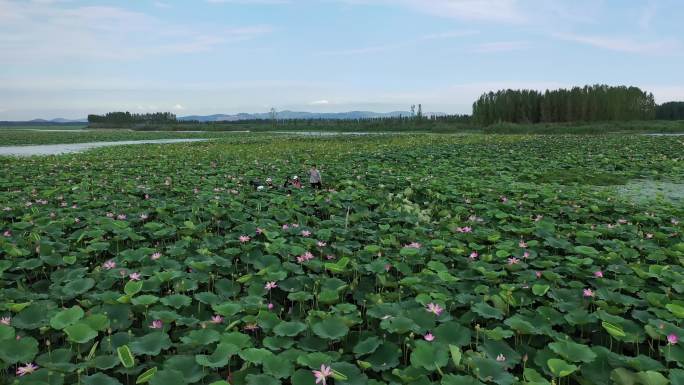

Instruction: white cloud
[206,0,290,3]
[173,104,186,110]
[316,29,478,56]
[0,0,272,62]
[473,41,530,53]
[334,0,527,23]
[309,100,330,105]
[553,33,681,55]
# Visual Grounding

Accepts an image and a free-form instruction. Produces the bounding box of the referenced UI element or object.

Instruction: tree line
[656,102,684,120]
[472,85,657,125]
[88,112,177,128]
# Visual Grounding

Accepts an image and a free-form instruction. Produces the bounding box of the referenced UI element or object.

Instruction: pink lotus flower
[594,271,603,278]
[151,252,161,261]
[265,281,278,290]
[150,320,163,329]
[668,333,679,345]
[312,364,333,385]
[500,196,508,203]
[646,233,654,239]
[211,315,224,324]
[325,255,336,260]
[496,354,506,362]
[317,241,327,247]
[535,271,542,278]
[117,214,127,220]
[583,288,594,297]
[291,223,300,228]
[523,251,530,259]
[256,227,264,235]
[106,212,114,218]
[519,240,528,248]
[140,214,148,220]
[297,251,315,263]
[239,235,251,243]
[103,260,116,270]
[268,303,274,310]
[282,224,289,230]
[507,257,520,265]
[74,218,80,223]
[424,332,435,342]
[145,194,150,199]
[16,363,39,377]
[384,264,392,272]
[0,317,10,325]
[456,226,472,233]
[405,242,422,249]
[469,251,479,260]
[129,272,141,281]
[426,303,443,316]
[3,230,10,237]
[301,230,311,237]
[618,219,627,224]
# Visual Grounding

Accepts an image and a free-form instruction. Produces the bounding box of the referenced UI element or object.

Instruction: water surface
[0,138,209,156]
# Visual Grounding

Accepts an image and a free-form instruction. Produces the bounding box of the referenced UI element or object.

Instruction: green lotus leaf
[263,354,294,378]
[50,306,85,330]
[0,335,39,364]
[212,302,242,317]
[312,317,349,340]
[353,336,382,356]
[136,367,158,384]
[246,374,281,385]
[181,329,221,345]
[131,332,172,355]
[164,355,205,383]
[160,294,192,309]
[82,373,124,385]
[64,323,98,344]
[239,347,274,363]
[549,339,597,363]
[602,321,626,339]
[124,280,143,296]
[635,371,669,385]
[195,343,238,367]
[410,341,448,371]
[274,321,308,337]
[131,295,159,306]
[547,358,578,377]
[117,345,135,368]
[149,369,186,385]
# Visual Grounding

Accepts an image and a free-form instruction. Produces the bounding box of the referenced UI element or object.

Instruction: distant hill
[178,110,447,122]
[1,111,449,125]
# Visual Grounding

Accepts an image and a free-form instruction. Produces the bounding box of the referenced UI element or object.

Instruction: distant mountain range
[2,110,448,124]
[178,110,447,122]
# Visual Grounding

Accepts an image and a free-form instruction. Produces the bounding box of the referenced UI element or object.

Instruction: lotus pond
[0,134,683,385]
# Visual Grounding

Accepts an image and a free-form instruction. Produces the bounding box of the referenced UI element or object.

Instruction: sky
[1,0,683,120]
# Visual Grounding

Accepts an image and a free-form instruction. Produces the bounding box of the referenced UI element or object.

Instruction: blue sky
[1,0,683,120]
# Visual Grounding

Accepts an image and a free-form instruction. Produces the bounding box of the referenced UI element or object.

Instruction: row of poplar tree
[472,85,659,125]
[88,112,177,127]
